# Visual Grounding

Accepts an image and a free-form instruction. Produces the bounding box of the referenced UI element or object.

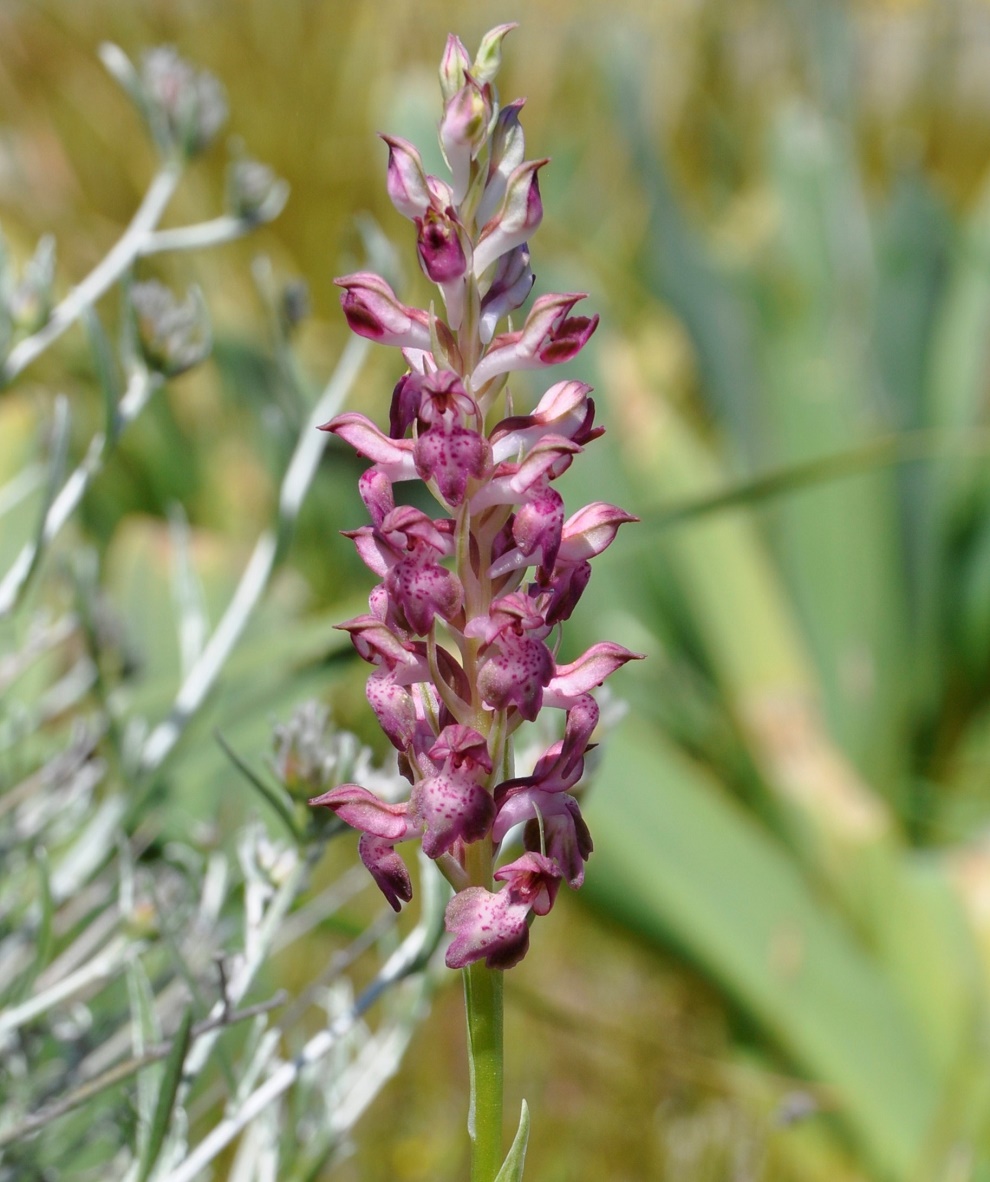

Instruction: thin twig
[137,333,368,773]
[0,368,161,617]
[160,857,446,1182]
[0,991,287,1149]
[1,165,182,386]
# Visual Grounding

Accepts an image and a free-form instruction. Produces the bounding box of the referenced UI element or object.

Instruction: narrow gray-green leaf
[493,1100,530,1182]
[134,1006,194,1182]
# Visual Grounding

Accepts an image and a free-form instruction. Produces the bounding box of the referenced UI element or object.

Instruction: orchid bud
[334,272,432,349]
[472,23,518,84]
[439,33,472,102]
[439,77,494,204]
[472,158,547,278]
[478,243,534,344]
[380,134,431,221]
[477,99,527,228]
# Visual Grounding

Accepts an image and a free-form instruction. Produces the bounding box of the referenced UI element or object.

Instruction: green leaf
[134,1006,194,1182]
[493,1100,530,1182]
[582,717,939,1180]
[214,728,300,841]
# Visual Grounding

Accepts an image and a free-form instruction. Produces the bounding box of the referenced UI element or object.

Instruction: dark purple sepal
[358,833,414,911]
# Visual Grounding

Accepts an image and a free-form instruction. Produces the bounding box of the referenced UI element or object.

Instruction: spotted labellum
[311,24,642,971]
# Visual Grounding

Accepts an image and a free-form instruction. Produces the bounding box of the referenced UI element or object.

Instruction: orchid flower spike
[312,25,642,972]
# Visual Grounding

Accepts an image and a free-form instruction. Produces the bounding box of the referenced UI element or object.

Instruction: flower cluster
[311,25,641,970]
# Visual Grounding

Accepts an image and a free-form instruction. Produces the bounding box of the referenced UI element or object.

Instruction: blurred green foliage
[8,0,990,1179]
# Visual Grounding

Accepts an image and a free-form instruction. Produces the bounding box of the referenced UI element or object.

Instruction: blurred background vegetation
[7,0,990,1178]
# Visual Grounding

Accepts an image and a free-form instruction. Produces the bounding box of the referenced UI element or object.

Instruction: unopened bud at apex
[130,280,211,376]
[7,235,55,336]
[226,157,289,224]
[139,45,227,158]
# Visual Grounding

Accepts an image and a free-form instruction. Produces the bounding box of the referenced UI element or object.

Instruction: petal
[472,159,547,279]
[542,560,592,625]
[494,850,563,914]
[478,635,555,721]
[309,783,412,840]
[478,242,534,344]
[380,134,431,221]
[558,693,599,774]
[471,292,593,385]
[358,833,413,911]
[333,272,432,349]
[411,771,496,858]
[414,423,491,506]
[321,412,418,482]
[417,206,468,284]
[366,670,417,751]
[510,486,564,576]
[545,642,645,701]
[490,379,596,458]
[429,724,493,775]
[492,784,580,844]
[444,886,531,969]
[385,558,464,635]
[524,801,593,889]
[557,502,638,562]
[358,467,395,524]
[508,436,580,495]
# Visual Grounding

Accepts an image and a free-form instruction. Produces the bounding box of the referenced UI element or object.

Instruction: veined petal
[334,271,433,349]
[557,503,639,562]
[478,635,555,721]
[380,134,431,221]
[414,422,491,506]
[385,557,464,635]
[473,159,547,279]
[321,412,418,482]
[309,783,412,840]
[472,293,597,386]
[545,641,645,701]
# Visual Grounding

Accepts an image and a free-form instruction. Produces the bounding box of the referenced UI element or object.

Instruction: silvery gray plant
[0,43,442,1182]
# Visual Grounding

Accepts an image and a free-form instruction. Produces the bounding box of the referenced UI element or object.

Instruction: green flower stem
[464,957,504,1182]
